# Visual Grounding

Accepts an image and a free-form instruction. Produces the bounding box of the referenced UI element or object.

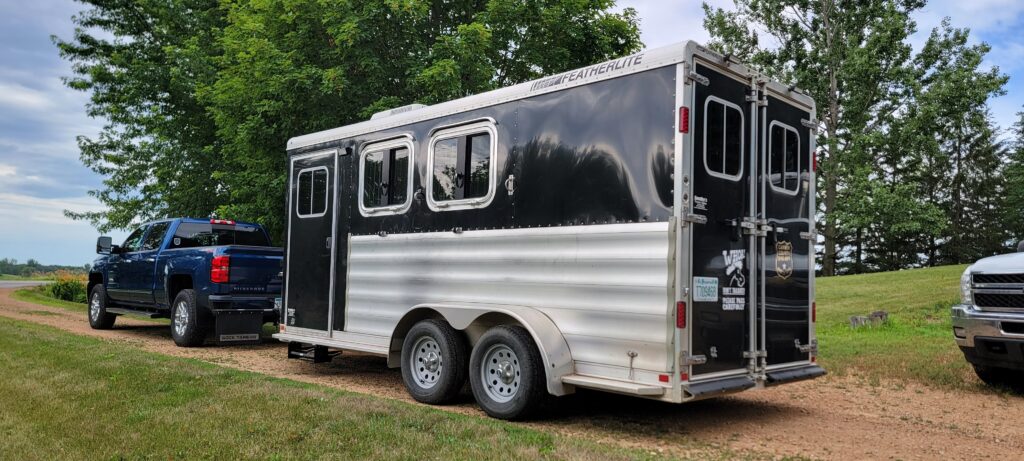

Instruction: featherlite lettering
[530,54,645,91]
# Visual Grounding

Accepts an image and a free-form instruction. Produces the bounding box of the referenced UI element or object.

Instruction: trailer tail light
[658,374,669,383]
[679,107,689,133]
[812,301,817,323]
[211,219,236,225]
[676,301,686,328]
[681,372,689,381]
[812,153,818,173]
[211,255,230,283]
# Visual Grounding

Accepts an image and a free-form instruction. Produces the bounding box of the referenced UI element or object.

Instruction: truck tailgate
[221,245,283,290]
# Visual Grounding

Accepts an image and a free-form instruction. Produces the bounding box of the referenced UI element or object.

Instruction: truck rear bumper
[952,304,1024,370]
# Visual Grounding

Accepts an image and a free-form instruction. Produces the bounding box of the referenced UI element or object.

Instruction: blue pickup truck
[88,218,283,347]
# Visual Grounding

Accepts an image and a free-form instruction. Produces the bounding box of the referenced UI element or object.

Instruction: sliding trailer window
[427,120,497,211]
[296,166,329,218]
[768,121,801,194]
[359,136,414,216]
[703,96,744,181]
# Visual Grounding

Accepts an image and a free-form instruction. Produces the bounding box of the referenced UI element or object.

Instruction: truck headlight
[960,268,973,305]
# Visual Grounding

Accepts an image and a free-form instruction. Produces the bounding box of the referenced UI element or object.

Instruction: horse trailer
[274,40,825,420]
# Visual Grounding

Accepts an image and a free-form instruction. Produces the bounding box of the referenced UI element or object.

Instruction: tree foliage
[58,0,641,241]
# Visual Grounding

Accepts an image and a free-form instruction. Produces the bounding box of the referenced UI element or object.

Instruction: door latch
[504,174,516,196]
[795,339,818,354]
[681,352,707,366]
[683,213,707,225]
[325,237,332,249]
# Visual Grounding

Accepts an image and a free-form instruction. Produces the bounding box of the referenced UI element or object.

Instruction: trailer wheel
[88,285,116,330]
[171,289,205,347]
[469,325,547,420]
[400,319,468,404]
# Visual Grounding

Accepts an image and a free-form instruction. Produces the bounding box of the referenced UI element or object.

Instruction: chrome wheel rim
[89,294,101,322]
[410,336,442,390]
[173,301,189,337]
[481,344,520,403]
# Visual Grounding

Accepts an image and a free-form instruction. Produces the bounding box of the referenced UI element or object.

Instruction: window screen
[141,222,171,251]
[169,223,271,248]
[296,167,329,217]
[704,98,744,179]
[431,131,492,203]
[769,123,801,193]
[362,145,410,210]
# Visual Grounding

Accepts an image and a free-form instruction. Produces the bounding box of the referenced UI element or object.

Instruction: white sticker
[723,287,745,296]
[693,276,719,302]
[694,196,708,211]
[723,297,745,311]
[723,249,747,288]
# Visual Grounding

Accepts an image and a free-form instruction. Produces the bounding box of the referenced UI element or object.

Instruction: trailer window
[769,122,801,194]
[296,167,329,218]
[359,137,414,216]
[703,97,744,180]
[428,120,497,211]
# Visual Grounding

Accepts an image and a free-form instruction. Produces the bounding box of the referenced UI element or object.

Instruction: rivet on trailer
[275,40,825,420]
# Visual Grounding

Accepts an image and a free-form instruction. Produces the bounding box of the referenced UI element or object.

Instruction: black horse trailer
[275,40,825,420]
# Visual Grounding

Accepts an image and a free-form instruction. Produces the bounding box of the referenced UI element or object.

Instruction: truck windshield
[169,222,271,248]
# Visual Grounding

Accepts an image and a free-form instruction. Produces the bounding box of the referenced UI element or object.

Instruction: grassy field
[815,264,971,388]
[0,317,680,460]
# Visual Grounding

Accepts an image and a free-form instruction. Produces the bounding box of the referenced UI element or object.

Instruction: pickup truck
[953,244,1024,388]
[88,218,283,347]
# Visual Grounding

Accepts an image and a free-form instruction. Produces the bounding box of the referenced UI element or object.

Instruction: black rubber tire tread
[88,285,116,330]
[469,325,548,420]
[973,364,1024,391]
[170,289,206,347]
[400,319,469,404]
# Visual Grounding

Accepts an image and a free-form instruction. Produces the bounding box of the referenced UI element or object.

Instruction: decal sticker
[723,297,745,311]
[776,241,793,279]
[173,237,181,246]
[723,249,746,288]
[723,287,745,296]
[693,276,719,302]
[693,196,708,211]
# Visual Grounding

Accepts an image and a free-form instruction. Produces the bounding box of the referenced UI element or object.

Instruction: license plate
[693,276,719,302]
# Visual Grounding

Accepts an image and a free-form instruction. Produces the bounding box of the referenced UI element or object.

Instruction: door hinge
[799,230,818,241]
[801,118,819,129]
[681,352,707,366]
[795,339,818,354]
[743,350,767,358]
[687,72,709,86]
[682,213,707,225]
[740,217,758,235]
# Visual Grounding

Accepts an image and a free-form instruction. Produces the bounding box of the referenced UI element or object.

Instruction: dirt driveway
[2,287,1021,460]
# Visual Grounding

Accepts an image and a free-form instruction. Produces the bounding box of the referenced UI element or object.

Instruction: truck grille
[973,273,1024,311]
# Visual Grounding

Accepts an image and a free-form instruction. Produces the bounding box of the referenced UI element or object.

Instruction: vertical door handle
[504,174,516,196]
[325,237,331,249]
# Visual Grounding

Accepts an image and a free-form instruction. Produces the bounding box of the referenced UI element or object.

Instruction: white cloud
[0,163,15,176]
[0,82,55,110]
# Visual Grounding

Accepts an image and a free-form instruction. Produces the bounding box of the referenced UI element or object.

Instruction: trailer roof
[287,40,815,152]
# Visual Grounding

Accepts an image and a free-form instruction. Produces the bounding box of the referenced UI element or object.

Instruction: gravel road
[1,286,1021,460]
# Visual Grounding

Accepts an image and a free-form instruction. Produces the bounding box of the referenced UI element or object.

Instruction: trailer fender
[390,303,575,396]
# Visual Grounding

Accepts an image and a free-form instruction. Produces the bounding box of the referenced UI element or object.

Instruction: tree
[57,0,642,241]
[1004,108,1024,245]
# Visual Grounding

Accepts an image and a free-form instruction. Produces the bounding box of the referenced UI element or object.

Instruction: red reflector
[658,374,669,383]
[679,107,690,133]
[681,372,689,381]
[811,356,817,363]
[211,255,230,283]
[812,301,817,323]
[211,219,236,225]
[812,153,818,172]
[676,301,686,328]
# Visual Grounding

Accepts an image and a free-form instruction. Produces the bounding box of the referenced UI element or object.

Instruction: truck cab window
[121,226,147,253]
[141,222,171,251]
[296,167,329,217]
[360,139,413,215]
[428,121,496,210]
[704,97,744,180]
[170,222,271,248]
[769,122,801,193]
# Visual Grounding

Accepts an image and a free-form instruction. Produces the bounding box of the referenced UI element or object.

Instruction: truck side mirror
[96,236,113,255]
[1018,240,1024,253]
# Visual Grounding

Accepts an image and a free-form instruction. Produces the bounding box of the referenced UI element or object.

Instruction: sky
[0,0,1021,266]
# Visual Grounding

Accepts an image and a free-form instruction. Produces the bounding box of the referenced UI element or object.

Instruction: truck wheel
[171,289,205,347]
[88,285,116,330]
[973,364,1023,390]
[469,325,547,420]
[400,319,468,404]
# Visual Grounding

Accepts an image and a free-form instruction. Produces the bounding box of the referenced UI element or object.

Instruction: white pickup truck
[953,243,1024,387]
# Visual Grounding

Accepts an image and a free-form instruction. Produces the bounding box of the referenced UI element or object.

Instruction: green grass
[0,317,677,460]
[816,264,971,388]
[12,285,88,311]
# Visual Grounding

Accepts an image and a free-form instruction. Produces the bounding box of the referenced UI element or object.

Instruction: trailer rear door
[757,87,815,370]
[687,60,756,379]
[284,150,337,335]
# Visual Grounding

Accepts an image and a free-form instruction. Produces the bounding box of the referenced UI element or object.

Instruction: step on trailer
[274,40,825,420]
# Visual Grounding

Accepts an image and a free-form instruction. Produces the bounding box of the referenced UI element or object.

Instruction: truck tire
[88,285,116,330]
[469,325,547,420]
[171,289,206,347]
[400,319,468,404]
[973,364,1023,391]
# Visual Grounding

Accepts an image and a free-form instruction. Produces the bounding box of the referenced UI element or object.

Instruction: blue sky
[0,0,1021,266]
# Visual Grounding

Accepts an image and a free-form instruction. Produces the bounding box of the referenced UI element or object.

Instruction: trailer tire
[171,289,205,347]
[88,285,116,330]
[469,325,547,420]
[400,319,468,404]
